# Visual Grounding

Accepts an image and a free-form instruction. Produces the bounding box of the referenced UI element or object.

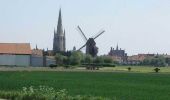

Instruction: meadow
[0,68,170,100]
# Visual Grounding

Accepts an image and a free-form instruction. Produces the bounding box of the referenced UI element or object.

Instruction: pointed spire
[116,44,119,50]
[73,46,76,51]
[110,47,113,51]
[54,28,56,34]
[36,44,38,50]
[57,8,63,35]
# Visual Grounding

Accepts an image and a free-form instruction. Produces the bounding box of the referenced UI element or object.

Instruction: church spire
[57,8,63,35]
[36,44,38,50]
[53,8,66,54]
[116,44,119,50]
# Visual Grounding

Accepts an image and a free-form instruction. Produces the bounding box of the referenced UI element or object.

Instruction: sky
[0,0,170,55]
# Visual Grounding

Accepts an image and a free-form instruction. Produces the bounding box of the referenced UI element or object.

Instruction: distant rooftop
[0,43,31,55]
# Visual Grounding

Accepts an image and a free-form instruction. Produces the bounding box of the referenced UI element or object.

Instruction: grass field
[0,70,170,100]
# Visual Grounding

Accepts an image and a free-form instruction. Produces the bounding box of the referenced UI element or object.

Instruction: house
[31,47,56,67]
[0,43,31,66]
[128,54,155,65]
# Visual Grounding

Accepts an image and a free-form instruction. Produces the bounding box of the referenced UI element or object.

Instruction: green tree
[103,56,113,63]
[55,53,64,65]
[84,54,93,64]
[142,56,166,67]
[93,56,104,64]
[69,51,83,65]
[165,58,170,66]
[142,58,151,65]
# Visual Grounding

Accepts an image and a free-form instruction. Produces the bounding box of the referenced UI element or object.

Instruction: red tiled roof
[32,49,43,56]
[0,43,31,55]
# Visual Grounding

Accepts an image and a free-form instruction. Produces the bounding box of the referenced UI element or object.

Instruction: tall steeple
[53,8,66,54]
[116,44,119,50]
[57,8,63,35]
[64,29,66,51]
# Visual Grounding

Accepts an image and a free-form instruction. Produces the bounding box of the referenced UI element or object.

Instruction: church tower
[53,9,66,54]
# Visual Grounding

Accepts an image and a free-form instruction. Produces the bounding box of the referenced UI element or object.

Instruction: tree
[69,51,83,65]
[142,58,151,65]
[63,56,69,65]
[165,58,170,66]
[142,56,166,67]
[55,53,64,65]
[93,56,104,64]
[103,56,113,63]
[84,54,93,64]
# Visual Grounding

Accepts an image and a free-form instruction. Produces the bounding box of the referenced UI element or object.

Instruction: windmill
[77,26,105,57]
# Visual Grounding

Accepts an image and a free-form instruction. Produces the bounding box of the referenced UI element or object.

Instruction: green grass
[0,71,170,100]
[101,66,170,73]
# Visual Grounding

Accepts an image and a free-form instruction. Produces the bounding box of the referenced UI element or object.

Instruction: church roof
[0,43,31,55]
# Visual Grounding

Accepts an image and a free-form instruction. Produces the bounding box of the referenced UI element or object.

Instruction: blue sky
[0,0,170,55]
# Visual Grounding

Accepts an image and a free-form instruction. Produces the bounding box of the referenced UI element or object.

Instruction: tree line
[54,51,115,67]
[141,55,170,67]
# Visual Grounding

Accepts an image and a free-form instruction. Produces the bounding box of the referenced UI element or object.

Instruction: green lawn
[0,71,170,100]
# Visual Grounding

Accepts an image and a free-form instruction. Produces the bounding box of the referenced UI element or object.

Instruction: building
[0,43,31,66]
[31,46,56,67]
[53,9,66,54]
[108,45,127,63]
[128,54,155,65]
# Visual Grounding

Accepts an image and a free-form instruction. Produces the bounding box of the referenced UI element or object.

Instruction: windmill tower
[53,9,66,54]
[77,26,105,57]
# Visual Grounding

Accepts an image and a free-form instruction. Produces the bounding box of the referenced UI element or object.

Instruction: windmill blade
[77,26,88,42]
[93,30,105,40]
[78,44,86,51]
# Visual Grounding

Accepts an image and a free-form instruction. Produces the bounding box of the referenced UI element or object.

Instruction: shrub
[127,67,131,71]
[49,64,58,68]
[0,86,110,100]
[154,68,160,73]
[102,63,116,67]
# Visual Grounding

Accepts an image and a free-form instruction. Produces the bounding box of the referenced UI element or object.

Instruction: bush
[49,64,58,68]
[154,68,160,73]
[127,67,131,71]
[102,63,116,67]
[64,65,71,69]
[0,86,110,100]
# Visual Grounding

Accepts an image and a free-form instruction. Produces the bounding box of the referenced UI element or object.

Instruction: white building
[0,43,31,66]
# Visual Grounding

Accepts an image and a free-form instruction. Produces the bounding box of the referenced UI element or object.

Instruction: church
[108,45,128,64]
[53,9,66,54]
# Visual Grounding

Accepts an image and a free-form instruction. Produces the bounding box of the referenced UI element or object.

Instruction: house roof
[0,43,31,55]
[32,49,43,56]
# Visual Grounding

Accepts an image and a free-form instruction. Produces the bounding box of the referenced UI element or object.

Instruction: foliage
[84,54,93,64]
[69,51,83,65]
[142,56,166,67]
[103,56,113,63]
[0,86,110,100]
[165,58,170,66]
[49,64,58,68]
[93,56,104,64]
[154,68,160,73]
[127,67,131,71]
[55,53,65,65]
[101,63,116,67]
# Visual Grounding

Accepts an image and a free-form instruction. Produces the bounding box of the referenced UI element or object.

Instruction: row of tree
[141,56,170,67]
[55,51,114,66]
